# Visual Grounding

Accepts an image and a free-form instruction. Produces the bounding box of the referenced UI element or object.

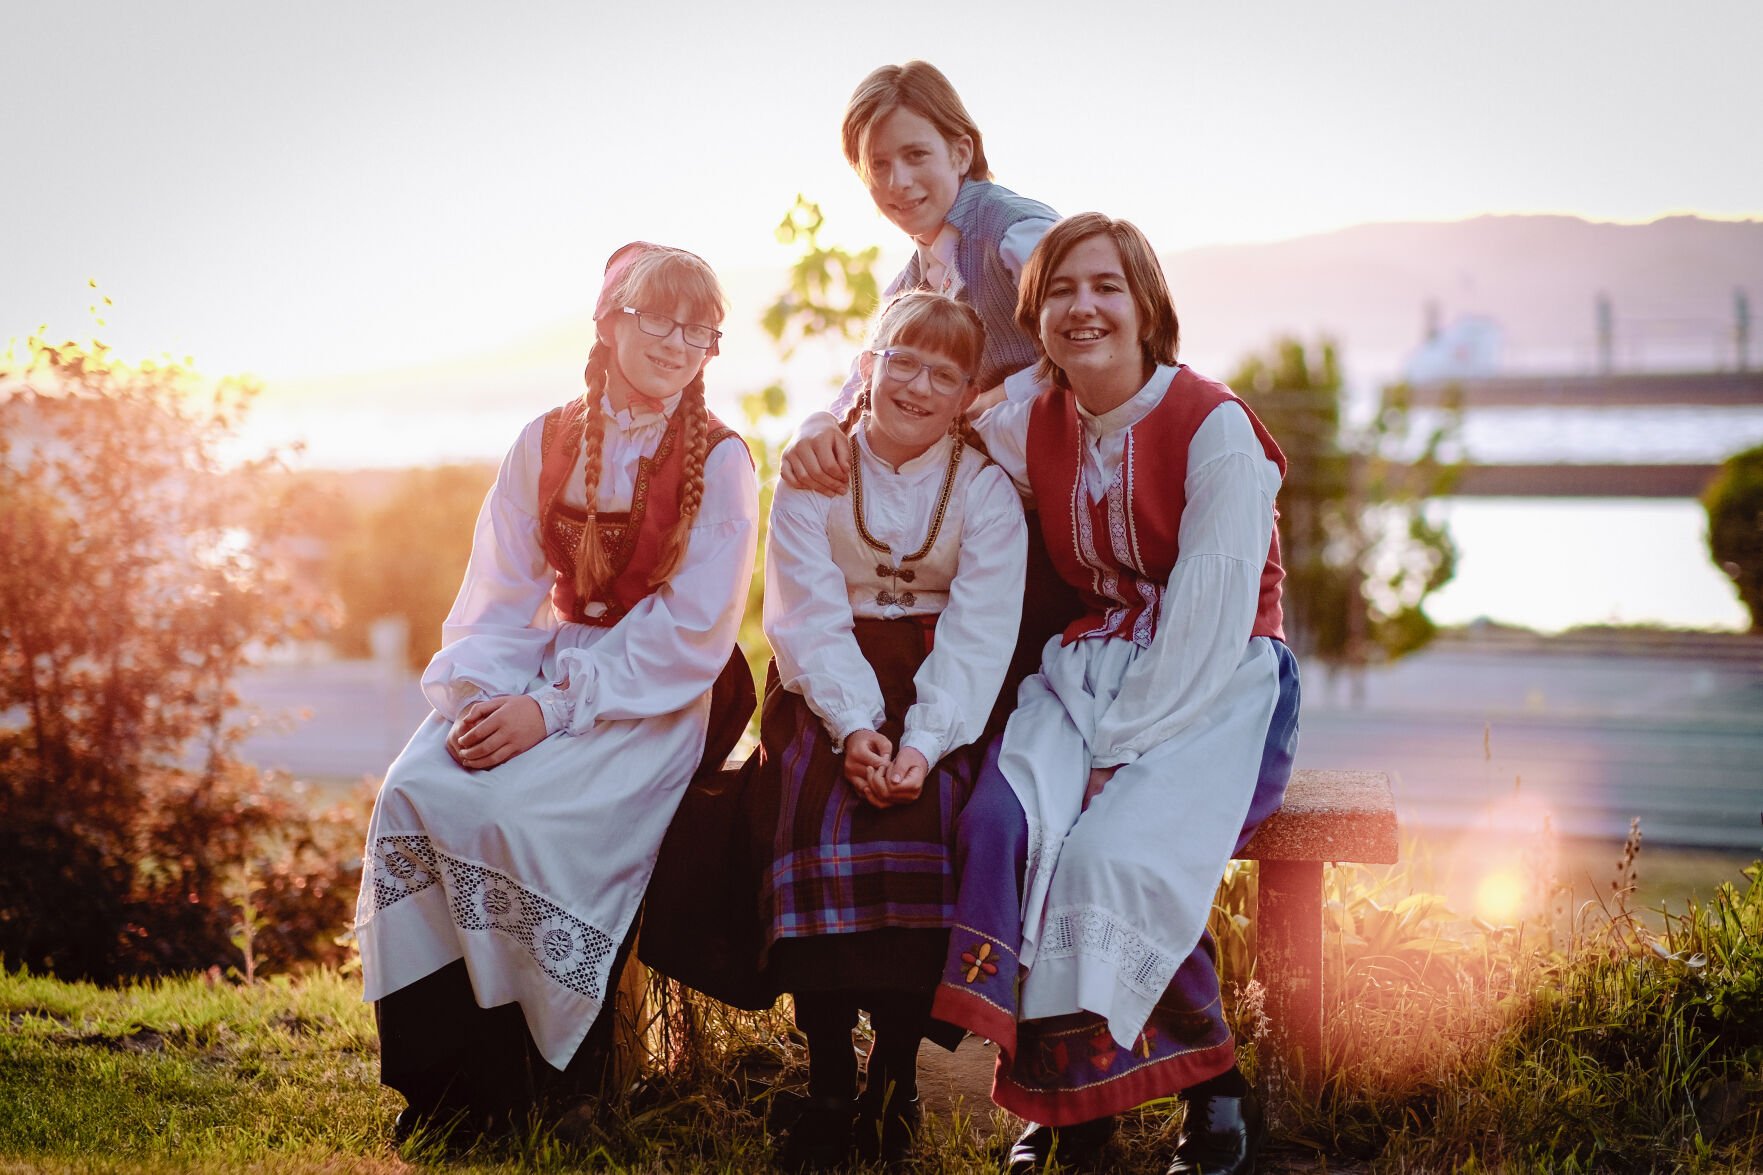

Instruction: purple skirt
[931,639,1301,1124]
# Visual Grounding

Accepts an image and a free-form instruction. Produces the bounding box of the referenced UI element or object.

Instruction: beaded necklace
[848,428,964,607]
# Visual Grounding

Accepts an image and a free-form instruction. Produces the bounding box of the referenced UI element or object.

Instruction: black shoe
[1165,1094,1258,1175]
[854,1088,920,1166]
[392,1103,487,1152]
[1005,1117,1116,1173]
[547,1097,606,1149]
[779,1095,856,1172]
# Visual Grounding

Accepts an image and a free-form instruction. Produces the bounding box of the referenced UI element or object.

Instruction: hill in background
[259,214,1763,465]
[1167,214,1763,382]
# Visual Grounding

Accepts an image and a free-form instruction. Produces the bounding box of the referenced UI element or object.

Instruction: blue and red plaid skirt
[752,617,988,995]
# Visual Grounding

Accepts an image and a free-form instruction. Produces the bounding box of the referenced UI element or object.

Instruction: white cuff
[530,684,573,736]
[899,729,944,775]
[828,706,886,752]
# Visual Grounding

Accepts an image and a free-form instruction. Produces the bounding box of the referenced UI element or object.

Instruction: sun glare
[1475,870,1526,924]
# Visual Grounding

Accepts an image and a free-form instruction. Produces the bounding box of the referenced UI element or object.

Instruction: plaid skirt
[751,617,985,995]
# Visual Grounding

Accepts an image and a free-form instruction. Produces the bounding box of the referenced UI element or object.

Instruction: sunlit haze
[4,0,1759,631]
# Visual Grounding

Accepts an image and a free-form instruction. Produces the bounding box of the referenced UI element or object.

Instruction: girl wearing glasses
[782,60,1077,732]
[934,215,1300,1175]
[355,243,759,1142]
[755,291,1026,1169]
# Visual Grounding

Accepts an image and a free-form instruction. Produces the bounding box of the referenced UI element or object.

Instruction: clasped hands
[842,729,928,809]
[445,694,548,771]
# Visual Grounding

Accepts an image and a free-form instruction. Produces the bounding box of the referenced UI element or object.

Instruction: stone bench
[1239,768,1399,1085]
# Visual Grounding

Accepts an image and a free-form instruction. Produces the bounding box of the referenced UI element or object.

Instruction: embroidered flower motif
[1089,1029,1120,1073]
[377,841,434,895]
[472,881,523,929]
[1135,1027,1159,1059]
[961,941,1000,984]
[529,914,589,979]
[383,848,421,882]
[1026,1037,1068,1084]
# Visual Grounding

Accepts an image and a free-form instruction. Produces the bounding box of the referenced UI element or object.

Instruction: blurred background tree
[1233,337,1461,673]
[322,464,494,669]
[733,196,882,692]
[0,335,359,981]
[1703,444,1763,632]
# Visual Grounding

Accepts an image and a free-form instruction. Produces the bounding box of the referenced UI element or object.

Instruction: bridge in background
[1404,369,1762,498]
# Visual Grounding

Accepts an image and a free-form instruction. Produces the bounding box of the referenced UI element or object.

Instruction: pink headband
[593,240,658,323]
[590,240,720,359]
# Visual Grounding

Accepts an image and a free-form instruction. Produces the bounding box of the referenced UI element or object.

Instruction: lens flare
[1475,870,1526,923]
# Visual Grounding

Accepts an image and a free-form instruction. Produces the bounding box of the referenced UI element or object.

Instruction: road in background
[235,631,1763,852]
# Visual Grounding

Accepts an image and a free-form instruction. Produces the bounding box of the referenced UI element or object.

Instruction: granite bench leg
[1257,858,1323,1088]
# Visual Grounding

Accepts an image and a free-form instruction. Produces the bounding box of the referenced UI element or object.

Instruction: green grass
[4,859,1760,1173]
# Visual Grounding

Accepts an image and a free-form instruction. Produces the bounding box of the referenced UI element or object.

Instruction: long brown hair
[576,246,725,599]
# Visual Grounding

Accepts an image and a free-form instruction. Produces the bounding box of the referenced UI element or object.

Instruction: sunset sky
[4,0,1759,630]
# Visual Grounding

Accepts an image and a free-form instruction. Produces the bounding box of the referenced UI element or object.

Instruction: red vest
[536,399,745,626]
[1026,367,1287,647]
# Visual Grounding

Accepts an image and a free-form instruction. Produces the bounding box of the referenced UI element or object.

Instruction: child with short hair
[782,60,1077,733]
[755,291,1027,1168]
[937,214,1301,1175]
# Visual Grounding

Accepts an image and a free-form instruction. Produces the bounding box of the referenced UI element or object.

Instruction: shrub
[0,336,360,981]
[1704,443,1763,631]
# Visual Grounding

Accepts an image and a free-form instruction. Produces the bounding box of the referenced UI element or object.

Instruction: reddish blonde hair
[1015,213,1180,388]
[841,61,991,185]
[576,246,726,597]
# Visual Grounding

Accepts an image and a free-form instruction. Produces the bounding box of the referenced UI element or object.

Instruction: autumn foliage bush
[0,336,361,981]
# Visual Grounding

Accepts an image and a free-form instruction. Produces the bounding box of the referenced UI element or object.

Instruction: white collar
[917,222,961,274]
[856,420,957,475]
[1075,365,1181,439]
[601,389,683,430]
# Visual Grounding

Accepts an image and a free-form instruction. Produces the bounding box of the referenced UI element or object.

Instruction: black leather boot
[854,1087,920,1166]
[779,1095,857,1172]
[1005,1116,1116,1173]
[1165,1093,1258,1175]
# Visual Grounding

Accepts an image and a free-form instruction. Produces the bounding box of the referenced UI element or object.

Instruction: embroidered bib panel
[536,399,743,626]
[1026,369,1287,646]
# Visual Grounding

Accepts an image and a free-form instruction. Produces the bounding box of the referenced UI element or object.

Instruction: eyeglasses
[622,307,722,350]
[871,348,971,396]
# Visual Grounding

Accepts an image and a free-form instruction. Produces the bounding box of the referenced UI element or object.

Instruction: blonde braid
[648,376,710,586]
[839,386,869,435]
[573,341,615,601]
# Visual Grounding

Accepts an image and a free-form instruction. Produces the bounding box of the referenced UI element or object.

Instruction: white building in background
[1404,314,1504,383]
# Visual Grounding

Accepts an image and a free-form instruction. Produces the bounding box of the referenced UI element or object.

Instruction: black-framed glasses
[871,348,970,396]
[622,307,722,350]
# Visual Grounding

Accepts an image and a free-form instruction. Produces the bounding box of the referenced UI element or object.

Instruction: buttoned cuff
[530,684,573,736]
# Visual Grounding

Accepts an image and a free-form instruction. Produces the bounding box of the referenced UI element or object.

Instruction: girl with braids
[355,242,759,1142]
[755,291,1026,1169]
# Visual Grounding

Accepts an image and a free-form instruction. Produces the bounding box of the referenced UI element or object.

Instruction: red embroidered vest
[1026,367,1287,647]
[536,399,745,627]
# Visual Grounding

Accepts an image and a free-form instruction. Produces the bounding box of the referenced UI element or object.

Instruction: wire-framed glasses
[871,348,970,396]
[622,307,722,350]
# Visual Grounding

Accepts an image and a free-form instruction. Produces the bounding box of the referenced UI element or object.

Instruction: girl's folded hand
[842,729,894,807]
[882,747,928,804]
[447,695,548,772]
